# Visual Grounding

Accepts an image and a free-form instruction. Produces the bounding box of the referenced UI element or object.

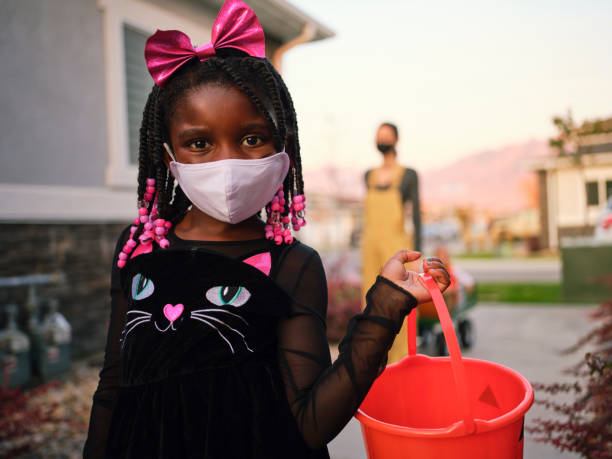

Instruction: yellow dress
[362,165,415,364]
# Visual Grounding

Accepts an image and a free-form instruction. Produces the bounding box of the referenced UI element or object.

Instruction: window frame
[98,0,212,188]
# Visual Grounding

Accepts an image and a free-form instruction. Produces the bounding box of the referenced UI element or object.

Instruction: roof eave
[201,0,334,43]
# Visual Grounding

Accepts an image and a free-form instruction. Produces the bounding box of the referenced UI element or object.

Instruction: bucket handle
[407,273,476,435]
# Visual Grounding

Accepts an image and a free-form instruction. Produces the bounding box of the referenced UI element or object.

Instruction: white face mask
[164,143,290,224]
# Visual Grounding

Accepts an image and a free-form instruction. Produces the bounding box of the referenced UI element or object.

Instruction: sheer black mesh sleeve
[275,243,417,449]
[83,227,131,459]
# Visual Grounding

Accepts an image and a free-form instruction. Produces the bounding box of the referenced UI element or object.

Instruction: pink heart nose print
[163,303,184,322]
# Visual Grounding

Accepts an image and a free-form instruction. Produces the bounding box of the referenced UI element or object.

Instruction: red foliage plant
[528,301,612,457]
[0,381,61,456]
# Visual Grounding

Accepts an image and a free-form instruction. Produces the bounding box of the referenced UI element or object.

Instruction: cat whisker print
[125,313,152,328]
[121,317,151,349]
[126,309,153,317]
[190,307,249,325]
[190,312,253,352]
[190,315,237,354]
[121,310,154,348]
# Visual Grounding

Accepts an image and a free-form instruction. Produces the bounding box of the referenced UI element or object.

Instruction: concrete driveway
[455,258,561,283]
[328,303,596,459]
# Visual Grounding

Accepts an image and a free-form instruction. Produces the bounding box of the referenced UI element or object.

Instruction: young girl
[84,1,449,458]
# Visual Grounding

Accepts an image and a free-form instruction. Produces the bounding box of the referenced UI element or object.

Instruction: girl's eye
[243,136,263,147]
[205,286,251,307]
[188,139,210,149]
[131,274,155,300]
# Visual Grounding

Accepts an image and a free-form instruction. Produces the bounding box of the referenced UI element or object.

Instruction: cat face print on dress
[123,273,254,354]
[118,249,285,362]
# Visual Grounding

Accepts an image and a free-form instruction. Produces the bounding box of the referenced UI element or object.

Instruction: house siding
[0,0,107,187]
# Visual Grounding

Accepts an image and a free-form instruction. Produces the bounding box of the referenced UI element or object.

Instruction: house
[534,121,612,250]
[0,0,332,357]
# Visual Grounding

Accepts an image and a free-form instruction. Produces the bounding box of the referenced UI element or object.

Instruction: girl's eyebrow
[178,127,208,140]
[240,122,270,131]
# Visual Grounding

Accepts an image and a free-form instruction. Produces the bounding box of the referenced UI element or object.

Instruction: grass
[477,282,567,303]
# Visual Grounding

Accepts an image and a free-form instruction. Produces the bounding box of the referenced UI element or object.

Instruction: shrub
[528,301,612,457]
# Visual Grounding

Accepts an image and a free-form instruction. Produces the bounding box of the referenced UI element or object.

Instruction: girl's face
[166,84,276,164]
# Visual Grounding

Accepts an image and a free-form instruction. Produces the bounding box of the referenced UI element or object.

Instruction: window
[124,24,150,165]
[99,0,212,187]
[586,181,599,206]
[606,180,612,201]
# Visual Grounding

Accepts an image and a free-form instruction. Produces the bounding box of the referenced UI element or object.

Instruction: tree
[549,110,577,156]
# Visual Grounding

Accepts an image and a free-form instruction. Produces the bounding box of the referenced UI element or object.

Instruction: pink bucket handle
[407,273,476,434]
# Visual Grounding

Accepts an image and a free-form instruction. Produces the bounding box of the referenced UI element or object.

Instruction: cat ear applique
[242,252,271,276]
[130,243,153,259]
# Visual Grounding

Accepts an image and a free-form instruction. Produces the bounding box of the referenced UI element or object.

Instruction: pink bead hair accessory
[144,0,265,88]
[264,178,307,246]
[290,193,307,231]
[117,178,172,268]
[265,186,287,245]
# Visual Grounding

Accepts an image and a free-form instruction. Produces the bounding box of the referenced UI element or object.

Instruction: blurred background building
[534,118,612,250]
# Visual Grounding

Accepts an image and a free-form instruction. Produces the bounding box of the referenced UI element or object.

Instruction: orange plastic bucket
[356,274,534,459]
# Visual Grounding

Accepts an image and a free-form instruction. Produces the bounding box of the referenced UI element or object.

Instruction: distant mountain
[421,139,549,215]
[303,138,551,216]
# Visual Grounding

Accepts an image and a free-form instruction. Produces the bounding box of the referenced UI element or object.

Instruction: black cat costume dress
[84,227,417,458]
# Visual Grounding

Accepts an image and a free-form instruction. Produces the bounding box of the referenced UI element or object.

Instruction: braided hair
[135,53,304,233]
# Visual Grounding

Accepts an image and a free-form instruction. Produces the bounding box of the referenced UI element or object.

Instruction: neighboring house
[534,126,612,250]
[0,0,332,357]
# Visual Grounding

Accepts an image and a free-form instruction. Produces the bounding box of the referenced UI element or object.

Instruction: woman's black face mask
[377,143,394,154]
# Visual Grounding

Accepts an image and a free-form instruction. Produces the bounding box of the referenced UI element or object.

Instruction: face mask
[164,143,290,224]
[377,143,394,154]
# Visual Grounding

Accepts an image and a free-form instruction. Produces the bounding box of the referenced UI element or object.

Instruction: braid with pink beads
[264,167,306,246]
[117,178,172,268]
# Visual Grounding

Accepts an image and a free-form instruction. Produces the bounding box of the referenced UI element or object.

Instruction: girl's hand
[380,250,450,303]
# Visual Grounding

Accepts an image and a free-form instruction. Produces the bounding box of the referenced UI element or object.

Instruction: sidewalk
[328,303,595,459]
[455,258,561,283]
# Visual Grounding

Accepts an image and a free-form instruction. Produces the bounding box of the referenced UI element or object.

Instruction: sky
[282,0,612,172]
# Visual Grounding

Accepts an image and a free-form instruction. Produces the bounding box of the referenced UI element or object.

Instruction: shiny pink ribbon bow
[145,0,266,87]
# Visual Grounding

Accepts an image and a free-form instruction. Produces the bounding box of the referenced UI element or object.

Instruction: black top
[84,225,417,458]
[365,167,422,251]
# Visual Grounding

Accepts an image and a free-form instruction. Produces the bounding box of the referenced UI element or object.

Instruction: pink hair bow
[145,0,266,87]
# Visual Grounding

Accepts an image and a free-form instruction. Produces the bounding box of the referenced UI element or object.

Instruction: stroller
[418,263,477,356]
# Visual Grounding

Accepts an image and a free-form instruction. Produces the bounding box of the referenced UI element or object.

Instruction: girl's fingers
[381,250,422,287]
[423,259,444,273]
[423,257,451,291]
[429,268,450,291]
[391,250,421,265]
[423,257,443,268]
[380,252,451,298]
